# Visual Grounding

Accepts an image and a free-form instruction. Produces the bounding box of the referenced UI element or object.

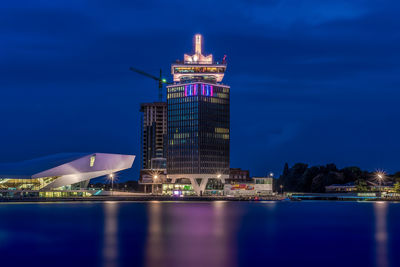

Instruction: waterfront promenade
[1,193,400,203]
[0,194,283,203]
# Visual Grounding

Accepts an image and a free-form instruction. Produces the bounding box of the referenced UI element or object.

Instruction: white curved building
[0,153,135,196]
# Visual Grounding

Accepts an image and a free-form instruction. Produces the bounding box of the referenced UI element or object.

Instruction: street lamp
[375,171,385,193]
[153,175,158,195]
[280,184,284,195]
[109,173,114,196]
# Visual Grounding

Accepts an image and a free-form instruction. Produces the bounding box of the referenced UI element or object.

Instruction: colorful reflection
[144,202,240,267]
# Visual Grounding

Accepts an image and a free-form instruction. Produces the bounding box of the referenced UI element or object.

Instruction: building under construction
[140,102,167,169]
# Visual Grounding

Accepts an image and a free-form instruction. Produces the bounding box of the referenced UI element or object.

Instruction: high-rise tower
[140,102,167,169]
[167,34,230,195]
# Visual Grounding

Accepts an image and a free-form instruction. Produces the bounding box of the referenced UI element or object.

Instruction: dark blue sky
[1,0,399,180]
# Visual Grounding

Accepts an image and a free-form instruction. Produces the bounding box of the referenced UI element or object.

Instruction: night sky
[1,0,399,180]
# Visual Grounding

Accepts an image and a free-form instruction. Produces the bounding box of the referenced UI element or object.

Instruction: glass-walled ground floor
[0,177,59,190]
[0,190,98,198]
[203,190,224,196]
[162,184,196,196]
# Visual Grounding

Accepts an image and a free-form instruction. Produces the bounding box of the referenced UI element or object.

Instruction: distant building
[325,181,394,193]
[224,177,273,196]
[140,102,167,169]
[0,153,135,198]
[228,168,250,182]
[325,182,357,193]
[167,34,230,195]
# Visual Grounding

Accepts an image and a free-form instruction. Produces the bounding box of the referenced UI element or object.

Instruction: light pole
[109,173,114,196]
[375,171,385,195]
[378,174,382,192]
[153,175,158,195]
[280,184,284,195]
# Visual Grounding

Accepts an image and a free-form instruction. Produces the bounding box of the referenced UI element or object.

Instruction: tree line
[275,163,400,193]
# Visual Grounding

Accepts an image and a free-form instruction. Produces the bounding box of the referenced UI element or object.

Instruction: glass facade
[0,190,94,198]
[0,177,59,190]
[162,184,196,196]
[173,66,226,74]
[167,82,230,175]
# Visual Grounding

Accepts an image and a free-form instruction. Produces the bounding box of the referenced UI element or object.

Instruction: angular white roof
[0,153,135,189]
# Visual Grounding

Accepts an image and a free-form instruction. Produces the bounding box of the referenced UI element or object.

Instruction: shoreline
[0,195,400,203]
[0,195,282,203]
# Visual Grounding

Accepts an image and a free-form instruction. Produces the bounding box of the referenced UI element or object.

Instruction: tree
[311,174,324,192]
[287,163,308,191]
[394,178,400,193]
[283,163,289,177]
[341,167,362,183]
[325,163,338,173]
[355,179,368,192]
[393,172,400,179]
[301,166,320,192]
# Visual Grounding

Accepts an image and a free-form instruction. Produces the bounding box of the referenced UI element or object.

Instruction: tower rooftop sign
[171,34,227,83]
[184,34,213,64]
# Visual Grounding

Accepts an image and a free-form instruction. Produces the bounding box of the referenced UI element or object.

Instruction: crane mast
[129,67,171,101]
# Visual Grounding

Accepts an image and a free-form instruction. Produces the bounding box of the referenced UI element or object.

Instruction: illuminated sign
[230,184,255,190]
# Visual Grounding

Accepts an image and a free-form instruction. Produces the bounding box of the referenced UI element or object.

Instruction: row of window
[168,114,198,121]
[201,97,229,104]
[168,102,198,111]
[167,96,229,106]
[168,126,198,134]
[168,109,198,116]
[168,84,229,92]
[168,96,198,104]
[169,138,229,146]
[168,121,199,128]
[167,86,185,93]
[215,127,229,133]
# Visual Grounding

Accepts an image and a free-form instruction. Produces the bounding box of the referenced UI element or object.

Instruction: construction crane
[129,67,172,101]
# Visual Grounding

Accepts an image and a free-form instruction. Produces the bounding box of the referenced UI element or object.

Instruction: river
[0,201,399,267]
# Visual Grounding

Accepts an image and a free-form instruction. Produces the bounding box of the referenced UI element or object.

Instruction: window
[90,155,96,167]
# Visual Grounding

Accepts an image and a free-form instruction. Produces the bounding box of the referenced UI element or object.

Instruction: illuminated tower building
[167,34,230,195]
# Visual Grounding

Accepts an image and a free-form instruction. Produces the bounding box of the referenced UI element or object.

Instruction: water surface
[0,201,399,267]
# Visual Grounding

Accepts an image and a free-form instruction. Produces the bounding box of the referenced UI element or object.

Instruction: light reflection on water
[144,201,241,267]
[145,201,162,267]
[374,202,388,267]
[103,202,119,267]
[1,201,398,267]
